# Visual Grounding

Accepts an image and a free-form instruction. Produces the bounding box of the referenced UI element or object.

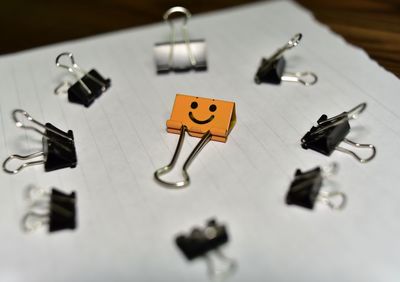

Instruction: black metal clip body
[55,52,111,107]
[176,219,228,260]
[176,219,237,280]
[2,109,77,174]
[254,33,317,86]
[23,186,77,233]
[286,164,346,210]
[302,114,350,156]
[301,103,376,163]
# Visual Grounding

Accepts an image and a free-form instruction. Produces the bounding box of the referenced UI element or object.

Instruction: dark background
[2,0,400,76]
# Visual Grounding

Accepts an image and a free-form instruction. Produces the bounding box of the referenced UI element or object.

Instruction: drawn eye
[191,102,198,109]
[209,104,217,112]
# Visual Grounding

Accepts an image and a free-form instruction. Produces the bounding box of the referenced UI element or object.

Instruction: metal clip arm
[311,103,367,137]
[270,33,302,62]
[258,33,302,75]
[336,138,376,163]
[318,190,347,210]
[163,6,196,67]
[2,152,45,174]
[12,109,72,141]
[154,126,211,188]
[281,71,318,86]
[205,249,237,281]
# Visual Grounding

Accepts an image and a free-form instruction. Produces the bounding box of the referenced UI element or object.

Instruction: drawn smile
[189,112,214,124]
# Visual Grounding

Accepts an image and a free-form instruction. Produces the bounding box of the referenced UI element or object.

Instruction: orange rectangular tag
[166,94,236,142]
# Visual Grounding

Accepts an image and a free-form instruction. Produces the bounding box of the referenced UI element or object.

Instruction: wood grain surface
[2,0,399,76]
[297,0,400,77]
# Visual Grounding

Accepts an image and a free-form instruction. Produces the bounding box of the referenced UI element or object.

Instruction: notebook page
[0,1,399,281]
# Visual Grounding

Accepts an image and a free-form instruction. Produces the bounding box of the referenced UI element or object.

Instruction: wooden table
[2,0,399,76]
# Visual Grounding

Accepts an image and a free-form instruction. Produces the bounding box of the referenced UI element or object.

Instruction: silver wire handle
[22,211,49,232]
[258,33,302,75]
[205,249,238,281]
[318,190,347,210]
[336,138,376,163]
[3,152,45,174]
[281,71,318,86]
[25,185,50,202]
[270,33,302,62]
[154,126,212,188]
[163,6,197,67]
[310,103,367,136]
[21,185,50,232]
[318,164,346,210]
[12,109,72,141]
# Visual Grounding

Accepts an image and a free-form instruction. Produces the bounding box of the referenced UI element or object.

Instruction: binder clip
[54,52,111,107]
[254,33,317,86]
[154,94,236,187]
[22,185,77,233]
[301,103,376,163]
[286,163,346,210]
[154,6,207,73]
[2,109,77,174]
[176,219,237,280]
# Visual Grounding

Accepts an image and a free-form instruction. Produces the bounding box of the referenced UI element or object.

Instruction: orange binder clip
[154,94,236,188]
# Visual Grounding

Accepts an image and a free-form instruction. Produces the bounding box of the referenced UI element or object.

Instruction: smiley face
[166,94,236,142]
[189,101,217,124]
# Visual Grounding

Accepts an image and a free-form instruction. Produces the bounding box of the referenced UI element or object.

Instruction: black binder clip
[2,109,77,174]
[55,52,111,107]
[154,6,207,73]
[22,185,77,233]
[301,103,376,163]
[254,33,317,86]
[176,219,237,280]
[286,163,346,210]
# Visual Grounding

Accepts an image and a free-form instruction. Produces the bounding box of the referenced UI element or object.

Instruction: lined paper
[0,1,399,281]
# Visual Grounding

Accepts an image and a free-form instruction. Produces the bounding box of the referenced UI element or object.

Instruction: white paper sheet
[0,1,399,281]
